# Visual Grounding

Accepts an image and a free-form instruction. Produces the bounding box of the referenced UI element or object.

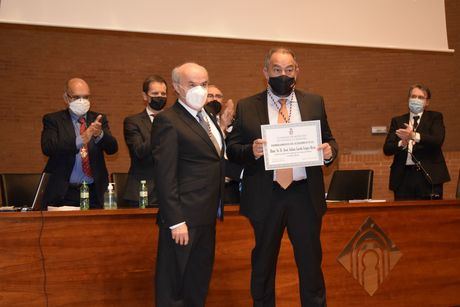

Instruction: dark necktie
[413,116,420,131]
[197,111,221,156]
[78,117,93,177]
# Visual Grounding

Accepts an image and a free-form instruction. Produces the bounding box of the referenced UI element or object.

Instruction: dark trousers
[394,166,443,200]
[155,224,216,307]
[55,183,100,208]
[250,180,326,307]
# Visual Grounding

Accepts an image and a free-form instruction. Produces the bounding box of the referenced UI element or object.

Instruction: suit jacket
[123,110,157,204]
[41,109,118,207]
[226,90,338,221]
[151,101,225,228]
[383,110,450,190]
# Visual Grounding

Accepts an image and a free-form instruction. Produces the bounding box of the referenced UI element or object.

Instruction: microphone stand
[407,151,440,200]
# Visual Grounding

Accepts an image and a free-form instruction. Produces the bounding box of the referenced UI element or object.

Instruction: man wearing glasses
[227,47,337,306]
[205,85,243,204]
[41,78,118,208]
[383,84,450,200]
[205,84,235,136]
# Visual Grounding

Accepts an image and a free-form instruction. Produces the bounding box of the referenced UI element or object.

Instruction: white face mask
[184,86,208,111]
[69,98,90,116]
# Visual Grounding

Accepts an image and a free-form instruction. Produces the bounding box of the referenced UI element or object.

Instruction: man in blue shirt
[41,78,118,208]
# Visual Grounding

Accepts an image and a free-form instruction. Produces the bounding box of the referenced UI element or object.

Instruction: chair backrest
[111,172,129,207]
[326,170,374,201]
[0,173,43,206]
[456,170,460,199]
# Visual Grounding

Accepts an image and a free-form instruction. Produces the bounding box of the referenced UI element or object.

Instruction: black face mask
[268,75,296,96]
[206,100,222,116]
[149,97,167,111]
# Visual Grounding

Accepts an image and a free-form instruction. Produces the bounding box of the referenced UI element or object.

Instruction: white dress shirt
[146,106,157,123]
[266,90,307,182]
[404,111,423,165]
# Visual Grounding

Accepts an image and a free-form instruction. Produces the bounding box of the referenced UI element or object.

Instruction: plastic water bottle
[139,180,148,209]
[80,181,90,210]
[103,183,117,209]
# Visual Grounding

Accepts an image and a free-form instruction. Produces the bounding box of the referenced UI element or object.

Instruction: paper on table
[47,206,80,211]
[0,206,16,211]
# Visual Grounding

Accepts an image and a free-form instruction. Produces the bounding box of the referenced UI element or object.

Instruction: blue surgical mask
[408,98,424,114]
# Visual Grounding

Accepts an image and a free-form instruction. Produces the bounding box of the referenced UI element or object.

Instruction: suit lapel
[401,113,410,128]
[174,102,220,157]
[63,109,77,140]
[416,111,429,132]
[140,110,153,136]
[255,91,270,126]
[258,90,314,123]
[296,90,315,121]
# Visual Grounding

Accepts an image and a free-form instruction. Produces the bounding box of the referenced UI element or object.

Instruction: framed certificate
[261,120,324,170]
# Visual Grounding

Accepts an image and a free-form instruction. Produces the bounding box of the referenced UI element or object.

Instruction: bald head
[172,63,209,109]
[64,78,91,102]
[172,63,208,85]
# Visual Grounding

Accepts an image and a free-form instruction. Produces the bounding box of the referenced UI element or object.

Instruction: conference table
[1,200,459,306]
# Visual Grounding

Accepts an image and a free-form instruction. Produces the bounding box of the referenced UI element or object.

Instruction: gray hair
[172,66,181,84]
[171,62,206,85]
[264,47,298,69]
[408,84,431,99]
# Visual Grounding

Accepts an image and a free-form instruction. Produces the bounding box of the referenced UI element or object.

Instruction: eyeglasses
[271,65,297,76]
[410,95,427,100]
[67,93,90,100]
[207,93,223,99]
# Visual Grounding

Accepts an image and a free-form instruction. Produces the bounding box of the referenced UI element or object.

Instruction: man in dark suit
[123,75,168,206]
[226,48,338,307]
[205,85,235,135]
[152,63,225,306]
[383,84,450,200]
[41,78,118,208]
[205,85,243,204]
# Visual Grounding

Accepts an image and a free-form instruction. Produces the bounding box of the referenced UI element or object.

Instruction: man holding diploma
[226,47,338,307]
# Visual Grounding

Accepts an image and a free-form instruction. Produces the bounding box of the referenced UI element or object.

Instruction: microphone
[407,151,440,200]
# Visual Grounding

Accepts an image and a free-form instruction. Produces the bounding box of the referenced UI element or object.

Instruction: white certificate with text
[261,121,323,170]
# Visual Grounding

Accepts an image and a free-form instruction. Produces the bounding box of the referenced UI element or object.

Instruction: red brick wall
[0,1,459,200]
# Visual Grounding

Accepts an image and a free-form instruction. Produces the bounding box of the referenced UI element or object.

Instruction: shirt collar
[145,106,158,117]
[69,109,86,122]
[267,88,297,106]
[410,111,424,119]
[178,99,200,118]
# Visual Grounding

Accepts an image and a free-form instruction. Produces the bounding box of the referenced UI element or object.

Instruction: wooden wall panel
[1,202,459,306]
